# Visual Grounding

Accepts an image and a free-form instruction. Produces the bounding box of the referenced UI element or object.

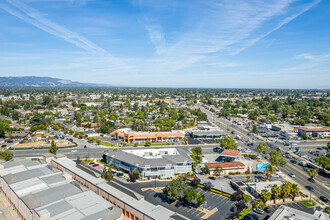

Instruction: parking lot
[253,201,316,220]
[121,180,235,220]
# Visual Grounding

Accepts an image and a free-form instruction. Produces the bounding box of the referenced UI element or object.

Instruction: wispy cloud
[0,0,110,57]
[145,24,166,55]
[140,0,321,71]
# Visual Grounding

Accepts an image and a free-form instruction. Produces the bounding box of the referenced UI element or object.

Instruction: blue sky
[0,0,329,89]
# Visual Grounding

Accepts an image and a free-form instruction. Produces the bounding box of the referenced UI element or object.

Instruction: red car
[92,164,99,167]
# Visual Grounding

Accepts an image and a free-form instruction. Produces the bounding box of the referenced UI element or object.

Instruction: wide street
[199,106,330,202]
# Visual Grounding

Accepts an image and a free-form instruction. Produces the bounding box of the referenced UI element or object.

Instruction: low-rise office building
[112,128,184,144]
[269,205,329,220]
[298,127,330,137]
[0,157,122,220]
[105,148,193,179]
[206,162,247,175]
[51,156,188,220]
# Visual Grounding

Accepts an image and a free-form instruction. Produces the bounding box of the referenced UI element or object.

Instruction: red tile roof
[206,162,245,169]
[220,149,240,157]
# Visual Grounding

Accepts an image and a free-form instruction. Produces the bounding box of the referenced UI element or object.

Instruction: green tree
[255,142,269,154]
[246,175,251,183]
[76,156,81,165]
[95,139,101,145]
[134,142,139,147]
[215,167,223,176]
[49,139,58,155]
[202,165,210,174]
[145,140,151,146]
[52,124,60,130]
[307,168,317,201]
[197,193,206,206]
[12,110,20,121]
[281,181,292,202]
[266,164,276,178]
[165,178,188,200]
[0,149,13,161]
[185,188,198,203]
[260,189,271,203]
[220,136,238,150]
[254,199,265,209]
[301,133,308,140]
[0,120,10,138]
[290,184,300,201]
[269,150,287,167]
[271,184,281,204]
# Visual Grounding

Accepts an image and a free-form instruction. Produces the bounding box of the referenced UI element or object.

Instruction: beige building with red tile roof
[112,128,185,143]
[206,162,247,175]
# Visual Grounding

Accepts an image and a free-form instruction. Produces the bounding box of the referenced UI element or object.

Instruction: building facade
[112,128,184,144]
[105,148,193,179]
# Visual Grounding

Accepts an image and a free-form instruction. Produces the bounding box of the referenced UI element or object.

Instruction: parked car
[154,192,161,197]
[252,208,264,214]
[306,185,314,191]
[288,173,295,178]
[249,213,260,219]
[89,162,95,165]
[264,207,271,213]
[84,145,87,148]
[290,159,297,164]
[92,163,99,167]
[303,167,309,171]
[243,215,255,220]
[271,174,279,178]
[175,201,184,208]
[209,176,216,180]
[320,196,329,203]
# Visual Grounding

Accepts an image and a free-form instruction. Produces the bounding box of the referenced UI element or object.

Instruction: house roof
[220,149,241,157]
[206,162,245,169]
[298,127,330,132]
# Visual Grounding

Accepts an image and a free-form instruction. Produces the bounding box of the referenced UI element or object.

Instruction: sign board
[256,163,268,171]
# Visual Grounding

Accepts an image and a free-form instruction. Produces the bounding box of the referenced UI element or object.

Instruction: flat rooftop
[0,158,121,220]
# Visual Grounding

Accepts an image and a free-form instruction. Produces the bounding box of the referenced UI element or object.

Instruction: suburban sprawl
[0,88,329,220]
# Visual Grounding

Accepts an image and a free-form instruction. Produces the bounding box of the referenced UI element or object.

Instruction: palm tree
[281,181,292,202]
[266,164,276,179]
[271,184,281,204]
[307,168,317,201]
[260,189,272,203]
[290,184,300,201]
[215,167,224,176]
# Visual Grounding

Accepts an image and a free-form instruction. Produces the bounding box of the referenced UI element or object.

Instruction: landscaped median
[234,207,252,220]
[181,177,233,198]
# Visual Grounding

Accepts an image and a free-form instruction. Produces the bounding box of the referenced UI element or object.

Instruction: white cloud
[0,0,110,57]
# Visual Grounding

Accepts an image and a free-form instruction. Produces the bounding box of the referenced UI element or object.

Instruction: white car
[288,173,295,178]
[271,174,279,178]
[71,150,77,152]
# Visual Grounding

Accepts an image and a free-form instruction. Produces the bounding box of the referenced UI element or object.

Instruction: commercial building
[298,127,330,137]
[190,130,226,139]
[205,162,247,175]
[112,128,184,144]
[218,149,241,162]
[0,157,122,220]
[51,156,188,220]
[105,148,193,179]
[269,205,329,220]
[248,181,282,197]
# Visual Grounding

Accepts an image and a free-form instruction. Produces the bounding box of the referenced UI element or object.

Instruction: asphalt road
[199,106,330,203]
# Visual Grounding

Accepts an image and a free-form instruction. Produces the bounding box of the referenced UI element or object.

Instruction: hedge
[234,207,252,220]
[182,178,232,198]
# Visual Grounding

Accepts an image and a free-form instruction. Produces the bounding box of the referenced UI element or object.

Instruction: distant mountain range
[0,76,113,88]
